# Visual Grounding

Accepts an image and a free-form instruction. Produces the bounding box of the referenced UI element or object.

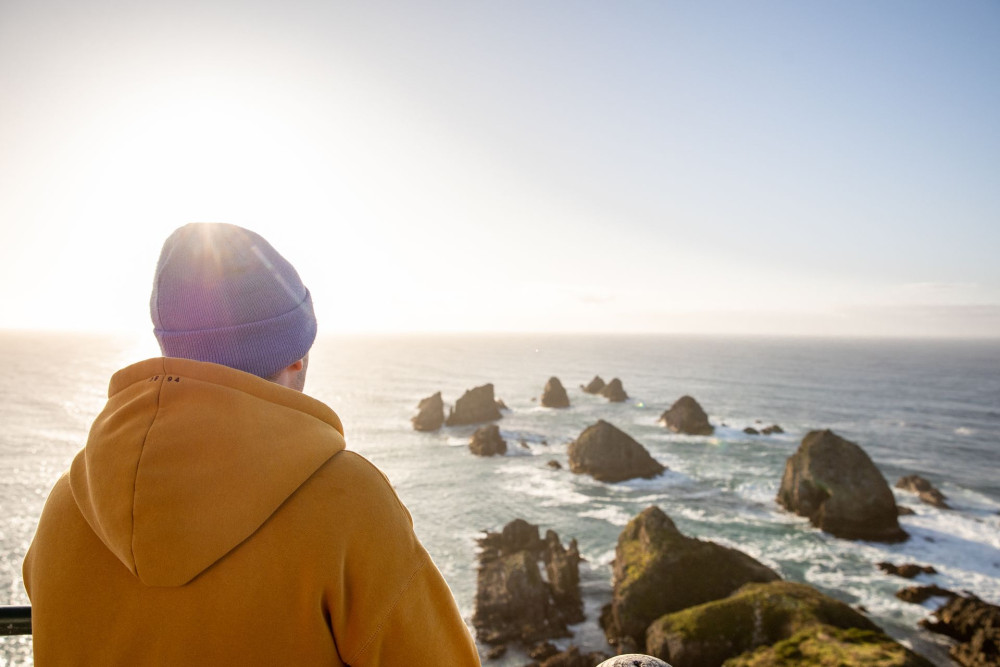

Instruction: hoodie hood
[69,357,345,587]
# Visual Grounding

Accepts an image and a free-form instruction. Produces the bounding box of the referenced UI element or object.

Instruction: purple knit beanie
[150,223,317,378]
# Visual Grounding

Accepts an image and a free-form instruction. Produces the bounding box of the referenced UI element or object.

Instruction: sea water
[1,332,998,665]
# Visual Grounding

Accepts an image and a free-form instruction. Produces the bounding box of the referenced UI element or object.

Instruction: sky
[1,1,998,337]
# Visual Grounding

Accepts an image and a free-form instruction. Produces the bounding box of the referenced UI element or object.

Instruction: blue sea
[2,332,999,665]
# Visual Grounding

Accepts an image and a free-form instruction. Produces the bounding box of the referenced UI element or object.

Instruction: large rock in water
[776,429,907,543]
[411,391,444,431]
[644,581,931,666]
[469,424,507,456]
[541,376,570,408]
[568,420,665,483]
[896,474,950,509]
[445,383,502,426]
[473,519,583,646]
[658,395,714,435]
[602,506,780,649]
[600,378,628,402]
[581,375,606,394]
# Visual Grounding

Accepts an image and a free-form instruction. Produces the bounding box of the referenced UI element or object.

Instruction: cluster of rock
[885,561,1000,666]
[411,391,445,431]
[896,474,950,509]
[921,594,1000,667]
[776,429,908,542]
[473,519,584,650]
[600,378,628,402]
[412,384,504,431]
[579,375,628,402]
[567,420,665,483]
[743,423,784,435]
[599,506,931,665]
[658,395,713,435]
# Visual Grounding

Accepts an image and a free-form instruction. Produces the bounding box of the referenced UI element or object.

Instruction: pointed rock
[541,376,570,408]
[659,395,713,435]
[581,375,606,394]
[600,378,628,402]
[411,391,444,431]
[446,383,503,426]
[568,420,664,483]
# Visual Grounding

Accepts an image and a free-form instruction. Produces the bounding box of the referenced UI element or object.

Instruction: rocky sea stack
[411,391,444,431]
[658,395,714,435]
[600,378,628,402]
[541,376,570,408]
[567,420,664,483]
[473,519,583,647]
[777,429,907,542]
[469,424,506,457]
[445,383,502,426]
[602,506,780,650]
[581,375,606,394]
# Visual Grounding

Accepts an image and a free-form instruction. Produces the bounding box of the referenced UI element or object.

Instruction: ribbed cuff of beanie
[155,291,317,379]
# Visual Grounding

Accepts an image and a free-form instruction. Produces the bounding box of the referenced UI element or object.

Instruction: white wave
[578,505,633,527]
[955,427,975,436]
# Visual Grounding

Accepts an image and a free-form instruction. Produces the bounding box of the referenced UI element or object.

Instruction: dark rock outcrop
[602,506,780,650]
[877,562,937,579]
[921,594,1000,667]
[896,584,956,604]
[446,384,503,426]
[581,376,606,394]
[645,581,930,666]
[658,395,714,435]
[744,427,760,435]
[776,429,907,542]
[546,459,562,470]
[528,641,560,661]
[474,519,583,646]
[470,424,507,457]
[541,377,570,408]
[761,424,784,435]
[411,391,445,431]
[496,398,510,411]
[600,378,628,402]
[567,420,665,483]
[526,646,611,667]
[896,475,950,509]
[898,505,916,516]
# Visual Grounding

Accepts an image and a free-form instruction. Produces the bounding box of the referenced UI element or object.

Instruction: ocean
[2,332,999,665]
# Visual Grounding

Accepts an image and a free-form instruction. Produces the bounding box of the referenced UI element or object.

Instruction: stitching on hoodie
[129,360,167,578]
[346,555,429,664]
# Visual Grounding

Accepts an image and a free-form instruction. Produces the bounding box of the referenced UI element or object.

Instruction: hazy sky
[1,1,998,337]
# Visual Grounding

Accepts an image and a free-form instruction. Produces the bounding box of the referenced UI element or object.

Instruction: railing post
[0,606,32,636]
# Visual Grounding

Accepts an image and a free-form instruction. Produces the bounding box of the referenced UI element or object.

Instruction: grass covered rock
[603,506,779,649]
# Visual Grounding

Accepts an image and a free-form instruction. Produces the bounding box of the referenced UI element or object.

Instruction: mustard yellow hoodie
[23,357,481,666]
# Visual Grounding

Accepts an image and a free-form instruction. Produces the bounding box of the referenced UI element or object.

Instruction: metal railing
[1,606,31,636]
